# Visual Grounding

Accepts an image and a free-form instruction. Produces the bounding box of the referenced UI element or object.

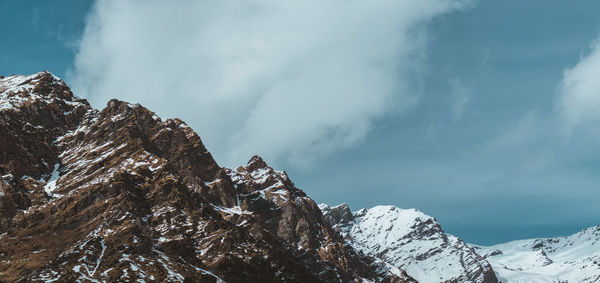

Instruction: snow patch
[44,163,62,198]
[211,204,252,215]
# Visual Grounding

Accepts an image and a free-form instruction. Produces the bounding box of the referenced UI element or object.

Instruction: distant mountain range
[474,226,600,282]
[320,202,600,283]
[0,72,597,282]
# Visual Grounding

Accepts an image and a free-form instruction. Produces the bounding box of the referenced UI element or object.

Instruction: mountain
[2,71,596,283]
[474,226,600,282]
[319,204,498,283]
[0,72,413,282]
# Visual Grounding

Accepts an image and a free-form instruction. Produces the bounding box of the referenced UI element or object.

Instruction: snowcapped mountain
[474,226,600,282]
[320,204,498,283]
[0,72,413,282]
[2,71,598,282]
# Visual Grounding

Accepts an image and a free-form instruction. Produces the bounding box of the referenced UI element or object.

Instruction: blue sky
[2,0,600,245]
[0,1,92,77]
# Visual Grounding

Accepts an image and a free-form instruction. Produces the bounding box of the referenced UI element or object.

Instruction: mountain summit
[0,72,414,282]
[320,204,498,283]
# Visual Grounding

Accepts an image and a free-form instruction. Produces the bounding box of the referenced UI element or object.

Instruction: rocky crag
[0,72,413,282]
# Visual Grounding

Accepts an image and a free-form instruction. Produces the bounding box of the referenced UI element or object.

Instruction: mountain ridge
[474,225,600,282]
[0,71,412,282]
[319,203,498,283]
[1,71,598,282]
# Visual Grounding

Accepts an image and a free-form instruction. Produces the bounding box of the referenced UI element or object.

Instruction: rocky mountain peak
[320,203,354,227]
[0,71,90,184]
[246,155,269,171]
[0,71,88,111]
[0,72,414,282]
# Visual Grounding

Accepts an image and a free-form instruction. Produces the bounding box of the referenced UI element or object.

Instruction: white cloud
[70,0,471,167]
[557,37,600,135]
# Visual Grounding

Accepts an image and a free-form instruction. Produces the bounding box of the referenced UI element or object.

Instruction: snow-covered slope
[474,226,600,283]
[320,204,498,283]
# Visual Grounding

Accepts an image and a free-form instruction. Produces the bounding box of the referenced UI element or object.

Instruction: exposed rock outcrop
[0,72,413,282]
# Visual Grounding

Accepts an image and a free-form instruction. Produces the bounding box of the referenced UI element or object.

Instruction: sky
[2,0,600,245]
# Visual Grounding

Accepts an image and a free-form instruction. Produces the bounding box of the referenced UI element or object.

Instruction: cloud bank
[558,38,600,135]
[71,0,470,167]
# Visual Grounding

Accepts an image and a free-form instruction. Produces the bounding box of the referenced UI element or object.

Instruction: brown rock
[0,72,414,282]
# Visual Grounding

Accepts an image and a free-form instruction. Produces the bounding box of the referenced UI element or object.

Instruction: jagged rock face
[321,203,354,228]
[474,225,600,282]
[0,72,413,282]
[321,204,499,283]
[0,72,90,230]
[227,158,413,283]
